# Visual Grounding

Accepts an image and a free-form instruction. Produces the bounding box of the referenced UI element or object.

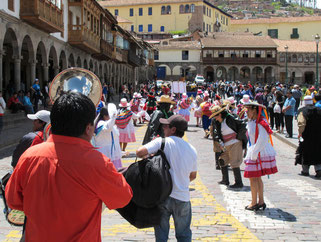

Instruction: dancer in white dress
[93,106,122,169]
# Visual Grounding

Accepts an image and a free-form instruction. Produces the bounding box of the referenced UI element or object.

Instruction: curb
[272,133,298,149]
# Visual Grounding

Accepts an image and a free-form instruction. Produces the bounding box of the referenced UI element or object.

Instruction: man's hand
[243,149,247,158]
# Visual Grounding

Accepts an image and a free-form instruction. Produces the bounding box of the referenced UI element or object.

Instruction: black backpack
[117,138,173,228]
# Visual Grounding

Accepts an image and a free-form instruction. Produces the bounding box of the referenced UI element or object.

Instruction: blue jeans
[154,197,192,242]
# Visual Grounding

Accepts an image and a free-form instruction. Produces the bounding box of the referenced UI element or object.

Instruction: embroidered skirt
[244,155,278,178]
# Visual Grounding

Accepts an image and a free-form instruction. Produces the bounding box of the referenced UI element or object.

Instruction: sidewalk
[272,118,299,149]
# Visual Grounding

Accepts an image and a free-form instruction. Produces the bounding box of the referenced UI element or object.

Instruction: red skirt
[244,155,278,178]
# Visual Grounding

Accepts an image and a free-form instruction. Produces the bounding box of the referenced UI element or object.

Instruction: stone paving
[0,115,320,241]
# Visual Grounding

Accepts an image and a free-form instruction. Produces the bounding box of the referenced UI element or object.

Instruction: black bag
[117,138,173,228]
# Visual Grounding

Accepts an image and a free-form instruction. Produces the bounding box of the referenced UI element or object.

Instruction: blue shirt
[32,84,40,95]
[23,96,32,106]
[284,97,296,116]
[315,100,321,109]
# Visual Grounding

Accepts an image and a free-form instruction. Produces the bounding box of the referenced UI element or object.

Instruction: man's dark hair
[170,124,184,138]
[51,92,96,137]
[287,90,292,95]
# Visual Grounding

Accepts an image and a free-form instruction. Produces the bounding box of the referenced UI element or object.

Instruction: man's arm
[136,146,149,158]
[190,171,197,181]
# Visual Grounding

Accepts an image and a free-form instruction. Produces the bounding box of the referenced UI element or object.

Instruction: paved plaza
[0,117,320,241]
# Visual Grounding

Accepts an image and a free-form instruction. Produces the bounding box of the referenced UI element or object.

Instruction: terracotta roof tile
[155,40,201,50]
[231,16,321,25]
[99,0,200,7]
[272,39,318,53]
[201,32,277,48]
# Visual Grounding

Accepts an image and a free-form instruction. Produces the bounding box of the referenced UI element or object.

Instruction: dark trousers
[294,98,300,116]
[285,115,293,137]
[0,116,3,134]
[275,112,284,129]
[268,107,275,129]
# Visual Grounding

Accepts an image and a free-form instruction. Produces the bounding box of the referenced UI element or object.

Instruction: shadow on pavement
[255,208,297,222]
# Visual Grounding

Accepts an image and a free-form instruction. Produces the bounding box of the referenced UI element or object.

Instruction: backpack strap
[161,138,165,151]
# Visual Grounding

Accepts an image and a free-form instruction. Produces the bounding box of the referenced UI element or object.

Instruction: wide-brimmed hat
[182,93,188,99]
[119,98,130,107]
[209,106,226,119]
[204,91,209,97]
[197,89,203,94]
[157,95,176,104]
[240,94,250,104]
[227,97,235,105]
[243,100,266,109]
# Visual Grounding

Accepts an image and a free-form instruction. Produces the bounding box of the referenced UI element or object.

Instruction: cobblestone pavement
[0,116,320,241]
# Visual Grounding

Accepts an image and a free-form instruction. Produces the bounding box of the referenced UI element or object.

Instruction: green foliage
[169,30,188,35]
[272,2,281,10]
[301,7,314,15]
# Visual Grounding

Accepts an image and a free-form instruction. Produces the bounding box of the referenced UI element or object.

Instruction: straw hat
[242,100,265,109]
[240,94,250,104]
[227,97,235,105]
[209,106,226,119]
[119,98,130,107]
[157,95,176,104]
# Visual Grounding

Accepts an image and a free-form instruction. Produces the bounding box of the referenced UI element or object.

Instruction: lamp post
[284,45,288,85]
[315,34,320,89]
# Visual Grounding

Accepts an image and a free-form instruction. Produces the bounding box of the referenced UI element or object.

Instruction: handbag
[273,103,281,113]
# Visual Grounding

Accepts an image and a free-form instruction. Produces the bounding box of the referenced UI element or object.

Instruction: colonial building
[273,39,321,85]
[0,0,153,100]
[153,38,201,81]
[229,16,321,41]
[201,32,278,83]
[99,0,232,41]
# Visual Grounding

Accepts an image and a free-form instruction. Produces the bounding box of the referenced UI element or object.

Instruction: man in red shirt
[7,92,24,113]
[6,92,133,241]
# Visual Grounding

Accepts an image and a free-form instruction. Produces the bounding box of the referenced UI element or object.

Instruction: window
[310,55,315,63]
[129,8,133,16]
[279,54,285,62]
[160,26,165,32]
[114,9,118,16]
[209,25,211,32]
[191,4,195,13]
[231,51,236,58]
[268,29,278,39]
[148,7,152,15]
[203,6,206,14]
[139,8,143,16]
[148,24,152,32]
[243,51,249,58]
[291,28,299,39]
[206,24,208,32]
[131,25,134,31]
[226,18,228,25]
[209,9,211,17]
[292,54,297,62]
[154,51,159,60]
[218,50,224,58]
[185,4,190,13]
[8,0,14,11]
[163,41,168,45]
[161,6,166,15]
[267,51,272,58]
[179,5,184,13]
[304,55,309,63]
[298,55,303,63]
[182,51,189,60]
[207,7,208,16]
[255,50,261,58]
[203,22,205,31]
[166,5,171,14]
[139,25,143,32]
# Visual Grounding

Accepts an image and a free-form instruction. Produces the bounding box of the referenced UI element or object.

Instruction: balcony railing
[100,39,113,59]
[128,51,141,67]
[68,25,100,54]
[20,0,64,33]
[202,57,277,65]
[112,47,128,63]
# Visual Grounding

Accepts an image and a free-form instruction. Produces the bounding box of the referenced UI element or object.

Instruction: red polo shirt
[6,134,132,242]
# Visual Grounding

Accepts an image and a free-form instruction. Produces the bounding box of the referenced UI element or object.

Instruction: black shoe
[315,170,321,178]
[299,171,309,176]
[216,165,220,170]
[285,134,292,138]
[218,180,230,186]
[245,204,258,211]
[229,183,243,189]
[256,203,266,211]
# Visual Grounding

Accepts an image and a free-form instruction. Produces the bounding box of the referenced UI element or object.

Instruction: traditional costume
[178,95,191,122]
[243,102,277,178]
[144,94,157,116]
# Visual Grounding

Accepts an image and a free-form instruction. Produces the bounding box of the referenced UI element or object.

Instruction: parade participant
[93,106,122,170]
[0,91,6,135]
[5,92,133,241]
[144,92,157,116]
[143,95,175,145]
[296,95,321,178]
[243,101,277,211]
[136,115,197,242]
[11,110,51,168]
[200,91,212,138]
[282,90,296,138]
[178,94,191,122]
[130,93,141,126]
[116,98,138,152]
[211,105,247,189]
[227,97,237,115]
[162,84,170,95]
[194,95,203,127]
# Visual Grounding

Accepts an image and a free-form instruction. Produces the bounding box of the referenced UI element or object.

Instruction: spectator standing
[0,91,6,134]
[292,85,302,118]
[136,115,197,242]
[282,91,296,138]
[31,79,42,112]
[275,91,285,133]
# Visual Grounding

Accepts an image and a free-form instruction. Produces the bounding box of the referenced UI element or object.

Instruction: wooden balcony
[148,58,154,66]
[112,47,128,63]
[128,51,141,67]
[68,25,100,54]
[20,0,64,33]
[93,39,113,60]
[202,57,277,65]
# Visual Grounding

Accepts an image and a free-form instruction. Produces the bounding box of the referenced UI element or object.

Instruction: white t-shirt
[221,119,238,146]
[144,136,197,202]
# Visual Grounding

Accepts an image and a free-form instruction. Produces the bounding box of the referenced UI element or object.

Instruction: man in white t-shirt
[136,115,197,242]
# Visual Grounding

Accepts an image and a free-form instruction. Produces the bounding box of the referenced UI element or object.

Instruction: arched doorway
[84,59,88,69]
[252,66,263,83]
[68,53,75,68]
[49,46,58,82]
[36,41,47,87]
[157,64,171,80]
[264,67,273,83]
[228,66,239,82]
[186,65,197,82]
[76,56,82,67]
[204,66,214,82]
[304,71,314,84]
[21,35,34,91]
[59,51,67,72]
[216,66,227,81]
[240,66,250,83]
[2,28,19,98]
[89,59,94,72]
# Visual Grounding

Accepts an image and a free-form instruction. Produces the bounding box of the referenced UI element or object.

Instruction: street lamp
[284,45,288,85]
[315,34,320,89]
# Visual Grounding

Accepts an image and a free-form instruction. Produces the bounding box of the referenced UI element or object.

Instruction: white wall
[0,0,20,18]
[158,49,201,62]
[51,0,68,42]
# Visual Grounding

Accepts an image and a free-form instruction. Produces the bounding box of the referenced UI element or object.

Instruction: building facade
[201,32,278,83]
[229,16,321,41]
[273,39,321,85]
[99,0,232,40]
[0,0,153,101]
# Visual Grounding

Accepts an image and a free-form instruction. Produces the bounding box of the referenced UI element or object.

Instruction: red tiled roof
[272,39,318,53]
[99,0,200,7]
[231,16,321,25]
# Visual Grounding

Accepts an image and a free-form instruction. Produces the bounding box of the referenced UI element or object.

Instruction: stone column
[14,56,21,92]
[30,60,36,88]
[54,65,60,77]
[0,51,3,92]
[43,63,49,84]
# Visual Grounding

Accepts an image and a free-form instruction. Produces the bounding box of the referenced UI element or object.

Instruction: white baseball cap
[27,110,51,123]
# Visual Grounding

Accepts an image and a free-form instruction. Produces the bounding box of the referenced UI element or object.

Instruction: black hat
[159,115,187,132]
